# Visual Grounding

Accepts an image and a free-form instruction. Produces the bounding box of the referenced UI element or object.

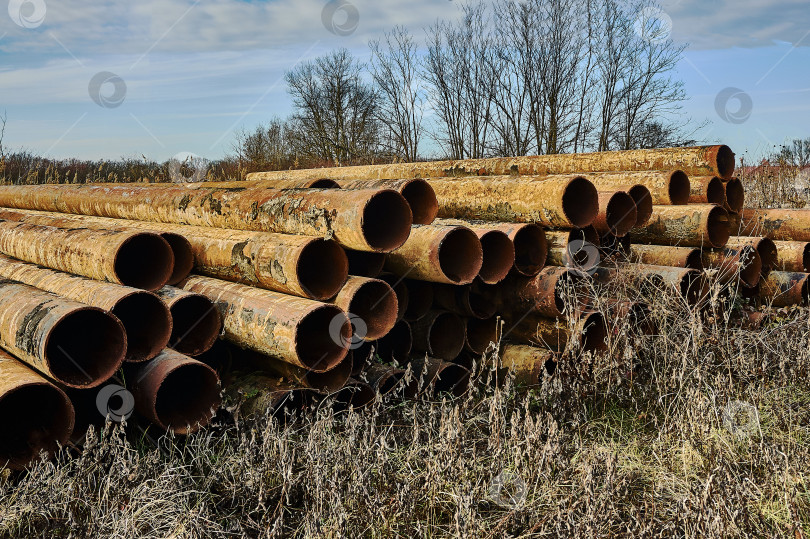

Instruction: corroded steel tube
[130,349,220,434]
[0,184,413,253]
[0,281,126,388]
[600,233,632,258]
[376,319,412,363]
[609,300,657,336]
[494,267,590,319]
[505,310,608,353]
[385,224,483,285]
[631,264,708,304]
[377,273,409,322]
[0,253,170,363]
[465,317,499,355]
[156,287,222,356]
[179,275,350,372]
[773,240,810,272]
[345,249,385,278]
[332,276,398,340]
[725,236,777,278]
[224,373,315,421]
[488,222,547,276]
[411,310,466,360]
[0,207,193,285]
[350,340,376,375]
[758,271,809,307]
[624,185,653,228]
[363,364,419,399]
[631,204,730,248]
[740,208,810,241]
[688,176,725,206]
[724,178,745,213]
[403,279,434,321]
[331,179,438,225]
[240,145,735,180]
[702,246,762,287]
[0,351,74,470]
[331,379,376,410]
[0,220,174,291]
[630,245,703,270]
[409,357,470,397]
[593,191,637,238]
[199,178,340,189]
[432,283,496,319]
[498,344,555,387]
[428,175,599,228]
[545,227,601,268]
[579,171,691,205]
[433,219,515,284]
[234,344,352,393]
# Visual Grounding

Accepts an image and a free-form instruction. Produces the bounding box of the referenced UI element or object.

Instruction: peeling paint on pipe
[593,191,637,238]
[773,240,810,273]
[631,245,703,270]
[631,204,730,248]
[498,344,555,387]
[758,271,810,307]
[385,224,483,285]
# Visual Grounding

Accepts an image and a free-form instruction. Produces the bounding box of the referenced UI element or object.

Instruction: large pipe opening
[802,244,810,272]
[377,319,412,362]
[154,362,220,434]
[361,190,413,252]
[345,249,385,278]
[305,352,351,393]
[295,305,350,372]
[350,340,375,375]
[707,206,731,248]
[432,364,470,397]
[46,308,126,388]
[562,177,599,227]
[114,233,175,291]
[738,247,763,288]
[404,280,433,321]
[401,179,439,225]
[628,302,657,336]
[309,179,341,189]
[685,249,704,270]
[681,270,709,305]
[604,191,637,238]
[466,317,499,355]
[0,383,73,470]
[427,312,466,360]
[467,285,497,319]
[716,145,736,178]
[113,291,172,362]
[668,170,691,204]
[332,380,376,410]
[477,230,515,284]
[628,185,653,228]
[755,238,778,278]
[511,224,547,276]
[705,177,726,206]
[438,227,483,284]
[161,233,194,285]
[297,239,349,300]
[724,178,745,212]
[168,294,222,357]
[343,279,398,340]
[581,312,608,353]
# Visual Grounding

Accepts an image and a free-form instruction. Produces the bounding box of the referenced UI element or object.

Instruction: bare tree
[232,118,294,174]
[286,49,381,165]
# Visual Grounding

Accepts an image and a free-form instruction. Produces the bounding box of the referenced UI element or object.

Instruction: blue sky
[0,0,808,163]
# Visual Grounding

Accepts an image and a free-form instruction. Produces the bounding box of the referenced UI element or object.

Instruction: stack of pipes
[5,142,808,472]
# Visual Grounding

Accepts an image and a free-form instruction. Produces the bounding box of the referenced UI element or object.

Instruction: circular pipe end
[168,294,222,357]
[113,291,172,363]
[477,230,515,284]
[738,246,763,288]
[295,305,350,372]
[581,312,608,353]
[114,233,175,291]
[161,233,194,285]
[685,249,704,270]
[706,176,726,206]
[668,170,691,204]
[605,191,637,237]
[297,239,349,300]
[466,317,499,355]
[707,205,731,248]
[361,190,413,252]
[154,361,221,434]
[681,269,709,305]
[438,227,483,284]
[344,279,398,340]
[305,353,352,393]
[716,145,736,179]
[310,179,341,189]
[628,185,653,228]
[401,179,439,225]
[511,224,547,276]
[562,177,599,227]
[427,311,466,360]
[333,380,376,410]
[432,363,470,397]
[725,178,745,212]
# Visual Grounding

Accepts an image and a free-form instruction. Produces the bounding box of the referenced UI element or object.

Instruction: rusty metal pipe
[377,273,409,322]
[377,320,412,363]
[0,220,174,291]
[330,378,376,410]
[505,310,608,353]
[494,267,590,319]
[241,145,735,180]
[432,283,496,319]
[702,246,762,287]
[725,236,777,278]
[386,224,483,285]
[224,373,315,421]
[0,281,126,388]
[631,204,730,248]
[411,310,466,360]
[156,287,222,356]
[724,178,745,212]
[594,191,637,238]
[179,275,350,372]
[740,208,810,241]
[0,351,74,470]
[197,178,341,189]
[0,184,413,253]
[630,244,703,270]
[363,364,419,399]
[428,175,599,228]
[0,253,170,362]
[332,276,398,340]
[758,271,809,307]
[409,357,470,397]
[130,349,220,434]
[688,176,726,206]
[498,344,555,387]
[349,339,375,375]
[631,264,708,304]
[609,300,657,336]
[326,179,438,225]
[465,316,499,355]
[345,249,385,278]
[625,185,653,228]
[545,227,601,268]
[229,344,352,393]
[487,222,547,276]
[773,240,810,273]
[432,219,515,284]
[403,279,434,321]
[580,171,691,205]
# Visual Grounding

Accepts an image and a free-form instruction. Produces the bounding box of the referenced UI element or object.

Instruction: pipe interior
[113,292,172,362]
[351,340,375,375]
[296,306,350,371]
[466,317,498,355]
[668,171,691,204]
[681,271,708,304]
[629,303,657,336]
[707,206,732,248]
[628,185,653,227]
[310,179,341,189]
[47,309,126,387]
[154,363,220,433]
[377,320,412,362]
[334,382,375,409]
[562,177,599,227]
[377,370,406,395]
[114,233,175,291]
[169,295,222,357]
[348,280,398,340]
[401,179,439,225]
[512,225,547,275]
[724,179,745,212]
[706,177,726,206]
[756,239,778,274]
[433,364,470,397]
[362,190,413,252]
[162,233,194,285]
[428,312,466,360]
[477,231,515,284]
[581,312,608,353]
[738,247,763,287]
[438,228,483,284]
[605,192,637,237]
[404,280,433,321]
[716,145,736,178]
[297,239,349,300]
[306,353,351,392]
[686,249,704,270]
[803,244,810,272]
[345,249,386,278]
[0,383,73,470]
